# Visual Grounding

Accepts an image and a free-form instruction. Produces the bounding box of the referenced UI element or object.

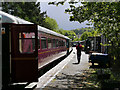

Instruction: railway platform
[34,48,97,90]
[34,48,120,90]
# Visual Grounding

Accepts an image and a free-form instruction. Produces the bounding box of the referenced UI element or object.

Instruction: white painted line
[25,83,37,88]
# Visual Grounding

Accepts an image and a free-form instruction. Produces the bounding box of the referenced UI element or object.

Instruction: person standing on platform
[76,42,83,64]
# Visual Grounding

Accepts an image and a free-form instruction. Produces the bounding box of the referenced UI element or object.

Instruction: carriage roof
[0,11,69,39]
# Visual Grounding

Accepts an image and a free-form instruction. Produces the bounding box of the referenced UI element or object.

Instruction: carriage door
[11,24,38,82]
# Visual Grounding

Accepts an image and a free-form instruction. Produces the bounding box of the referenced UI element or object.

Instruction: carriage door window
[41,37,47,49]
[19,32,35,53]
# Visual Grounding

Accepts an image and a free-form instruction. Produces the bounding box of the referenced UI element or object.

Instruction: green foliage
[69,2,120,67]
[2,2,46,26]
[65,2,120,42]
[80,31,91,41]
[73,37,79,41]
[2,2,78,41]
[62,2,120,66]
[70,27,97,41]
[79,30,98,41]
[52,28,77,40]
[55,29,77,40]
[43,17,59,30]
[48,1,120,71]
[71,27,94,35]
[48,1,66,6]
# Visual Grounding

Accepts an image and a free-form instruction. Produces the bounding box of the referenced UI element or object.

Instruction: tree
[49,2,120,41]
[66,2,120,68]
[48,1,120,68]
[65,32,69,36]
[53,28,77,41]
[43,17,59,30]
[61,30,77,40]
[71,27,94,35]
[2,2,46,26]
[80,31,91,41]
[65,2,120,41]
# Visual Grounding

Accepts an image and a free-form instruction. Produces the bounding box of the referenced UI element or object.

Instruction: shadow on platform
[42,70,101,90]
[72,62,80,64]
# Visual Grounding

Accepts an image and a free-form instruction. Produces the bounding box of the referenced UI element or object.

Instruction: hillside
[71,27,94,35]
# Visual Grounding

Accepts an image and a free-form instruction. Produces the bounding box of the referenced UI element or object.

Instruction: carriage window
[56,39,59,47]
[48,38,52,49]
[19,32,35,53]
[52,39,56,48]
[41,37,47,49]
[61,41,64,46]
[59,40,62,47]
[63,41,66,46]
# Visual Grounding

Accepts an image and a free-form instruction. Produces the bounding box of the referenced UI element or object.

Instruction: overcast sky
[40,2,92,30]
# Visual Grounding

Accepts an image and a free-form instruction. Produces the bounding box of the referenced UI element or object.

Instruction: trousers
[77,53,81,63]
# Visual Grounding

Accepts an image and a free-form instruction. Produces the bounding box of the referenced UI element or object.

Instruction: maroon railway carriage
[1,11,72,86]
